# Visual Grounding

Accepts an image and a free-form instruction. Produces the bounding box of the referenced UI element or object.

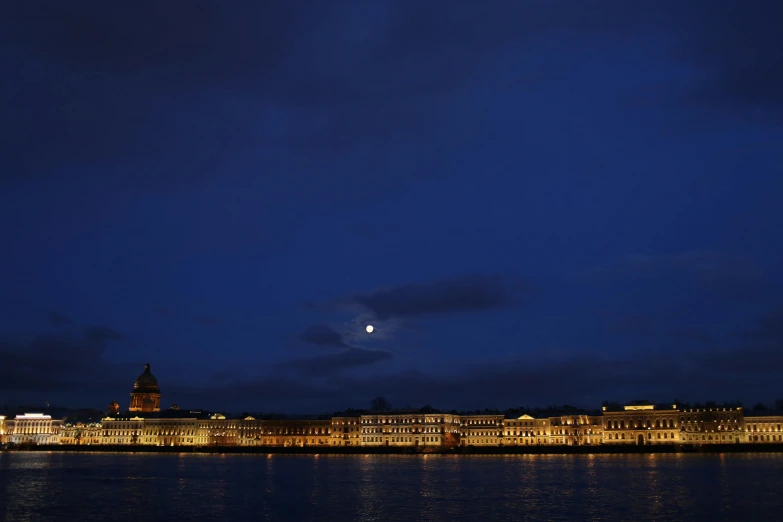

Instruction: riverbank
[4,443,783,455]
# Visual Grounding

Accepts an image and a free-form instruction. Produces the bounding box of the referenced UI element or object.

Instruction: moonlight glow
[366,325,374,333]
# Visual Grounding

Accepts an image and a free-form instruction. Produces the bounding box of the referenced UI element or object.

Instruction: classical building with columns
[360,412,461,447]
[3,413,62,445]
[4,363,783,449]
[744,415,783,443]
[602,401,681,445]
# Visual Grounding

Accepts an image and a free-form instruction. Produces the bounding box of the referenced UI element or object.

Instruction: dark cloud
[352,274,515,321]
[671,330,717,346]
[320,350,775,413]
[282,348,393,378]
[673,0,783,111]
[0,324,127,394]
[298,324,350,349]
[47,311,73,327]
[690,310,783,374]
[83,326,125,343]
[174,376,344,411]
[587,251,769,301]
[168,342,781,413]
[194,316,222,326]
[211,372,233,383]
[2,0,779,186]
[607,315,658,336]
[0,1,527,183]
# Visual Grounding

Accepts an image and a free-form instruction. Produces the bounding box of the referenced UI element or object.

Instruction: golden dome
[132,363,160,394]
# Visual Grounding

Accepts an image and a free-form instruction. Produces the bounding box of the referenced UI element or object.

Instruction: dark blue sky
[1,1,782,413]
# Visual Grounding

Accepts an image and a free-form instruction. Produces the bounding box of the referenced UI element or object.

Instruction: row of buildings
[1,364,782,448]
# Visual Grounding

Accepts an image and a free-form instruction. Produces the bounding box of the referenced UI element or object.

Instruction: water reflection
[646,454,663,518]
[1,453,783,522]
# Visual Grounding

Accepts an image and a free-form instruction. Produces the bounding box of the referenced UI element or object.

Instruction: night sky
[1,1,782,414]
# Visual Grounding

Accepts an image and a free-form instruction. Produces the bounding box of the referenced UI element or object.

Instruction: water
[1,452,782,521]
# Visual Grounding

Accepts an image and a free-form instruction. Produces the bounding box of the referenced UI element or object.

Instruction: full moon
[366,325,374,333]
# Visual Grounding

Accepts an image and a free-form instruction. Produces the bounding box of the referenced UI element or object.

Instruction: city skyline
[2,2,782,414]
[2,361,782,420]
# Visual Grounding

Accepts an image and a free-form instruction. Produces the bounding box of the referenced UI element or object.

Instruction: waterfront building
[101,416,146,445]
[60,423,102,445]
[548,414,604,446]
[142,417,199,446]
[4,413,62,445]
[129,363,161,413]
[5,363,783,449]
[331,416,362,446]
[100,414,334,447]
[502,414,537,446]
[236,418,331,447]
[461,414,504,446]
[744,414,783,443]
[602,401,680,445]
[680,404,745,444]
[360,412,460,447]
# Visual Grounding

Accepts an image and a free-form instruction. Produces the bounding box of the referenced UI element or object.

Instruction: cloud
[211,372,233,383]
[0,1,530,184]
[671,329,717,346]
[3,0,778,188]
[83,326,125,343]
[297,324,350,349]
[194,316,222,326]
[282,348,393,378]
[607,315,658,336]
[0,324,128,394]
[586,250,768,301]
[351,274,515,320]
[672,0,783,112]
[688,310,783,374]
[47,311,73,327]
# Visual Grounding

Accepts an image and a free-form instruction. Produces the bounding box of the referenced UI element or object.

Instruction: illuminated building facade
[60,423,102,445]
[331,417,362,446]
[680,405,745,444]
[461,414,504,446]
[744,415,783,443]
[129,363,161,413]
[360,413,461,447]
[4,365,783,449]
[3,413,62,445]
[501,414,538,445]
[602,402,681,445]
[98,415,333,447]
[101,417,145,444]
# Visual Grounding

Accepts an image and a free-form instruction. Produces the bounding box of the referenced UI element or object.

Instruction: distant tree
[371,396,391,411]
[419,404,439,414]
[753,402,768,412]
[775,400,783,411]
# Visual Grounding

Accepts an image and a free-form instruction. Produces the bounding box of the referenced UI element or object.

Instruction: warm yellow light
[366,325,374,333]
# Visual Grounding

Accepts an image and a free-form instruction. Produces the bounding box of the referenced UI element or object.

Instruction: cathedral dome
[132,363,160,393]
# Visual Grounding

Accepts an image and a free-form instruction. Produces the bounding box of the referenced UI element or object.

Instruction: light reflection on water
[1,452,782,521]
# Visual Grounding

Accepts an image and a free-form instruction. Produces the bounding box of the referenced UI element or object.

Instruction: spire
[144,362,151,372]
